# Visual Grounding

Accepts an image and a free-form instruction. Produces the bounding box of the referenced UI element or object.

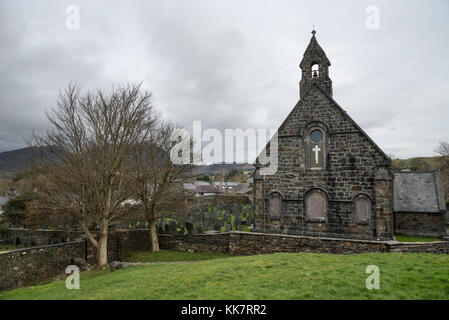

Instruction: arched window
[354,194,372,225]
[311,63,319,78]
[269,193,282,217]
[305,125,327,171]
[305,190,327,222]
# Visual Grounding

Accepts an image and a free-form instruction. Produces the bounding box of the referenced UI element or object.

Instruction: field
[1,251,449,300]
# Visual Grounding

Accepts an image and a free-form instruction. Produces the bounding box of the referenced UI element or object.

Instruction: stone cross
[313,145,321,164]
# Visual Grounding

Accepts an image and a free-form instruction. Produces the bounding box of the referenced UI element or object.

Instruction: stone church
[253,31,447,241]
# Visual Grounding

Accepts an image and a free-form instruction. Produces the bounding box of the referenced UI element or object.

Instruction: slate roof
[195,185,223,194]
[232,183,251,195]
[393,170,447,213]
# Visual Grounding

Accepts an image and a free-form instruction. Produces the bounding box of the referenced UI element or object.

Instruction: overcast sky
[0,0,448,162]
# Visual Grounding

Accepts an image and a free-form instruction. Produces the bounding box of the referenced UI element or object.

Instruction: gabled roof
[393,170,447,213]
[255,82,390,166]
[306,83,390,163]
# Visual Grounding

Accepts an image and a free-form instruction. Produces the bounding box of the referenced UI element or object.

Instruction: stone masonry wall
[156,231,449,255]
[254,84,393,240]
[394,212,447,238]
[0,241,85,291]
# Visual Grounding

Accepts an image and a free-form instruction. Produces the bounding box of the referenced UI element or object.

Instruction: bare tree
[434,141,449,202]
[31,83,155,267]
[131,120,194,252]
[434,142,449,158]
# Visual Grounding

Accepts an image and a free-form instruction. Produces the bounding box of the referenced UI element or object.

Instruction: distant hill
[0,147,255,178]
[0,147,37,178]
[2,147,444,178]
[391,156,444,172]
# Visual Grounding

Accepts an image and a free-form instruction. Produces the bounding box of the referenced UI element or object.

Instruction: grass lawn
[124,250,229,262]
[1,252,449,300]
[0,244,18,253]
[395,234,442,242]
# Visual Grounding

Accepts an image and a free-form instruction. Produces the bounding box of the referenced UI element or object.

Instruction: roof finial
[311,26,316,37]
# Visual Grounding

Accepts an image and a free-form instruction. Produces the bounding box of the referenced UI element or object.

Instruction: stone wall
[9,228,84,247]
[155,231,449,256]
[228,232,389,255]
[394,212,447,238]
[158,233,230,253]
[388,241,449,254]
[0,241,85,291]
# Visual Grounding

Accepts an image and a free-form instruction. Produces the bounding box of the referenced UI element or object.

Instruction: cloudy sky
[0,0,448,162]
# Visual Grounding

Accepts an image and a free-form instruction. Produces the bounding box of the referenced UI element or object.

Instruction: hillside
[2,147,446,178]
[391,156,444,172]
[0,147,255,178]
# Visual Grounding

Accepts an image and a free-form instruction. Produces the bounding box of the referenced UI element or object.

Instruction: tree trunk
[97,220,109,268]
[149,219,159,252]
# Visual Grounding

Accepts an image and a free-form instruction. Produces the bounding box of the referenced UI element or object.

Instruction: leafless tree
[130,120,194,252]
[30,83,156,267]
[434,142,449,158]
[434,141,449,201]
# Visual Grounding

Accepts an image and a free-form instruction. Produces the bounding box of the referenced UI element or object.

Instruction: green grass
[1,252,449,300]
[124,250,229,262]
[0,244,19,252]
[395,234,441,242]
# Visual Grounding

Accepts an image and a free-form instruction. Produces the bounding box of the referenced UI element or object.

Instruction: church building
[253,31,396,240]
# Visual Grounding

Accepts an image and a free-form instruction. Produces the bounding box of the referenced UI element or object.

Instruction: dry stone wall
[0,241,84,291]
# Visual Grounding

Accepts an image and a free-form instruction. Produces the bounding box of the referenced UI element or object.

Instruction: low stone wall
[388,241,449,254]
[159,233,230,253]
[228,232,389,255]
[157,231,449,255]
[0,241,85,292]
[394,212,448,238]
[9,228,84,247]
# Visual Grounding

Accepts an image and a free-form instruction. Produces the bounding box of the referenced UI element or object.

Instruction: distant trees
[3,192,35,227]
[434,142,449,159]
[225,168,241,181]
[197,175,210,182]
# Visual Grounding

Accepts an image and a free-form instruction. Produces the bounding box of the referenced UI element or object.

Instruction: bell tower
[299,30,333,99]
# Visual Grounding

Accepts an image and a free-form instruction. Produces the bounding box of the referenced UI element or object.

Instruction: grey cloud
[0,0,448,161]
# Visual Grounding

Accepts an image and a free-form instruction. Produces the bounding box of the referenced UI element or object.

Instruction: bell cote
[299,30,333,98]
